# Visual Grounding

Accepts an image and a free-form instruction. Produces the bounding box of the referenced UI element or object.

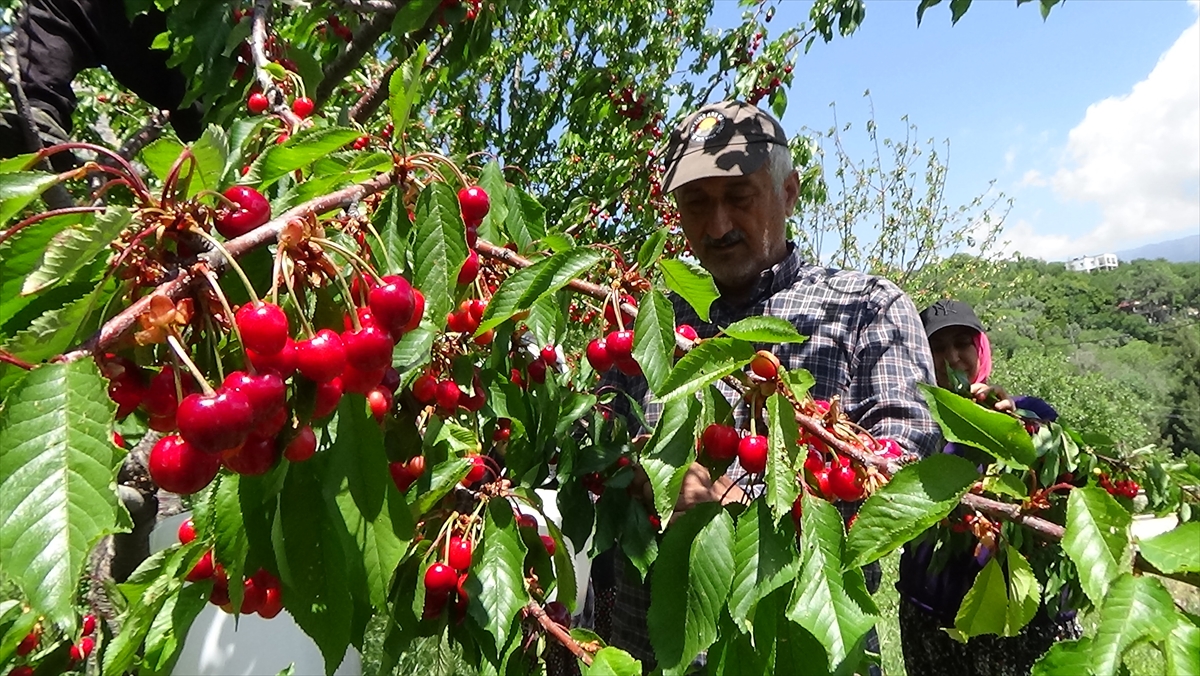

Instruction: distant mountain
[1115,235,1200,263]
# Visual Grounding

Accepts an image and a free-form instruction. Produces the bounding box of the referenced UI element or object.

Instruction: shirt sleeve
[846,281,943,458]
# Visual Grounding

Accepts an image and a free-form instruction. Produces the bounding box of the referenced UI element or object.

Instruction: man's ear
[783,170,800,213]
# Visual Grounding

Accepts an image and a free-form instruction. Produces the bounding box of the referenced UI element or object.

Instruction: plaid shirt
[598,244,940,666]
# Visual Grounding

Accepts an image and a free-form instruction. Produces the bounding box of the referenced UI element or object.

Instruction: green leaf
[721,316,807,344]
[253,127,362,188]
[787,494,876,668]
[140,138,187,182]
[0,171,62,225]
[557,478,594,556]
[3,282,109,365]
[477,247,604,334]
[370,188,412,276]
[1137,522,1200,574]
[919,384,1036,469]
[475,161,509,245]
[728,500,801,634]
[952,556,1008,639]
[983,473,1028,499]
[1062,486,1132,606]
[466,499,529,656]
[640,397,700,523]
[410,456,472,515]
[505,188,547,253]
[388,43,429,137]
[1165,614,1200,676]
[412,181,470,324]
[657,338,756,404]
[637,228,669,271]
[142,582,209,675]
[213,475,249,613]
[632,288,676,395]
[583,647,643,676]
[657,259,719,323]
[0,213,72,322]
[22,206,131,294]
[1092,575,1177,676]
[0,361,127,630]
[1032,638,1094,676]
[765,393,803,523]
[103,572,179,675]
[845,454,979,568]
[182,126,229,197]
[950,0,973,24]
[648,503,736,675]
[1004,549,1040,636]
[391,0,440,34]
[275,462,354,674]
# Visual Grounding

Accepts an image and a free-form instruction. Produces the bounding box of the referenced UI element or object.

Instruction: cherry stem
[361,219,396,273]
[281,256,316,337]
[327,264,362,331]
[201,268,250,360]
[269,244,284,306]
[165,333,215,396]
[196,189,240,210]
[161,148,197,207]
[609,290,625,332]
[408,152,468,187]
[203,311,226,382]
[36,142,152,201]
[0,205,108,247]
[0,349,35,370]
[190,228,261,304]
[311,237,384,284]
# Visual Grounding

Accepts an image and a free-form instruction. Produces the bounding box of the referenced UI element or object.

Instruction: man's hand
[629,462,746,525]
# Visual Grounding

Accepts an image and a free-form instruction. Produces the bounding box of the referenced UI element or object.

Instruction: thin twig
[522,601,594,666]
[251,0,304,129]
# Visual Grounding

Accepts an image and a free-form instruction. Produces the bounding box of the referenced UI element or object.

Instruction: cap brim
[662,140,774,193]
[923,316,985,339]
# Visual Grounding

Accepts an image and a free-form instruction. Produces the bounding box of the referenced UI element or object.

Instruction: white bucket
[149,512,362,676]
[528,489,592,614]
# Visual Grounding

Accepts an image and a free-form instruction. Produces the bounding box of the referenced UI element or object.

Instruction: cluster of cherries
[1098,473,1141,500]
[10,612,97,675]
[422,534,476,621]
[583,296,643,377]
[178,518,284,618]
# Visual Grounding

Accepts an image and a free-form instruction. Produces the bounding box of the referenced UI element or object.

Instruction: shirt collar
[712,243,806,315]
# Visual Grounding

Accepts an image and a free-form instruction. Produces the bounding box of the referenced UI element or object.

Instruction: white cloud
[1018,169,1046,188]
[1035,8,1200,259]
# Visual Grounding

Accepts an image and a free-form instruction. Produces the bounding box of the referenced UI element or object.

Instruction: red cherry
[462,454,487,485]
[446,309,471,334]
[540,535,557,557]
[343,324,394,371]
[107,370,146,419]
[72,636,95,661]
[222,434,279,476]
[248,92,269,114]
[675,324,699,342]
[222,370,286,420]
[177,389,256,454]
[457,250,480,285]
[493,426,511,442]
[804,449,825,474]
[145,365,189,418]
[389,461,416,492]
[701,424,739,461]
[875,437,903,459]
[448,536,473,571]
[456,300,482,333]
[367,387,393,422]
[791,496,804,527]
[603,294,636,329]
[424,563,458,594]
[400,289,425,334]
[381,366,401,394]
[750,350,780,380]
[216,186,271,238]
[586,338,614,372]
[527,358,547,384]
[342,362,387,394]
[474,329,495,346]
[259,584,283,619]
[737,435,768,474]
[412,373,439,404]
[240,574,265,614]
[435,380,461,411]
[313,377,343,418]
[291,96,314,118]
[830,462,863,502]
[178,517,197,544]
[615,357,642,376]
[295,329,346,383]
[149,435,221,494]
[81,613,97,636]
[284,426,317,462]
[606,330,634,360]
[457,186,490,223]
[236,302,289,355]
[16,629,39,656]
[10,666,34,676]
[186,550,215,581]
[468,298,488,324]
[516,513,538,529]
[541,344,559,365]
[460,377,487,412]
[583,472,605,495]
[209,577,231,607]
[247,337,297,377]
[369,275,416,331]
[814,467,832,499]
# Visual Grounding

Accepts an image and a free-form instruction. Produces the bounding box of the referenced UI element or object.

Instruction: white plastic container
[149,512,362,676]
[528,489,593,614]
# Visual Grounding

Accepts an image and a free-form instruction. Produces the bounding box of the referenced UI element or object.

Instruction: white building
[1066,253,1119,273]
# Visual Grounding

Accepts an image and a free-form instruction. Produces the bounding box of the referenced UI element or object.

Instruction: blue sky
[711,0,1200,261]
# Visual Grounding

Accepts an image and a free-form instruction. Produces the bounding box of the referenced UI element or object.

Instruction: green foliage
[1062,486,1132,606]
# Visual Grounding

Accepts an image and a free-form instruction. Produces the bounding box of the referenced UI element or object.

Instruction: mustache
[704,231,745,248]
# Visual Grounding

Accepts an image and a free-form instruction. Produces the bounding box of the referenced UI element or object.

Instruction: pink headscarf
[972,331,992,384]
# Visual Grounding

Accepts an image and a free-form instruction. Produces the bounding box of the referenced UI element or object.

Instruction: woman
[896,299,1080,676]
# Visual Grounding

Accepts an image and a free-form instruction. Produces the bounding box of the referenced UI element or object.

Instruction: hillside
[1115,234,1200,263]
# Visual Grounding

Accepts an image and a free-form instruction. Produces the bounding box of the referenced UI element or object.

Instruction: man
[594,101,941,671]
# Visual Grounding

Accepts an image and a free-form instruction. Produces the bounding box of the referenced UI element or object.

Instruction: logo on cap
[688,111,726,143]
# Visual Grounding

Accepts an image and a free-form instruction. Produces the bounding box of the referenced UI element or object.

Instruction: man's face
[673,164,799,294]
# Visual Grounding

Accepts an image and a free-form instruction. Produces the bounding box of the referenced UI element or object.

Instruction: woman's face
[928,325,979,388]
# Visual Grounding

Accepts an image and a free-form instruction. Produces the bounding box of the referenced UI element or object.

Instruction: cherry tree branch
[251,0,304,129]
[315,9,397,106]
[521,601,593,666]
[348,24,448,124]
[326,0,402,11]
[59,170,399,363]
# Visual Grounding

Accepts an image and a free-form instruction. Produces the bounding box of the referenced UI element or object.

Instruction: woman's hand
[970,382,1015,413]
